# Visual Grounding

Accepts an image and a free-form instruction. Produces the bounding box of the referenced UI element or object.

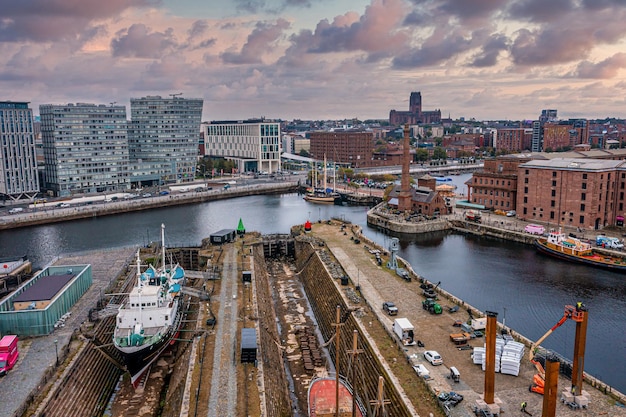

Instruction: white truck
[393,318,416,346]
[596,235,624,249]
[471,317,487,330]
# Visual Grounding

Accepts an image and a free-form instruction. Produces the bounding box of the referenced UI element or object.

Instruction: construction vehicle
[422,298,442,314]
[449,331,471,345]
[529,304,587,396]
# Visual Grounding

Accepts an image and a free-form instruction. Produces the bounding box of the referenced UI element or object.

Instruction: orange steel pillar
[483,311,498,404]
[397,124,412,212]
[571,308,588,396]
[542,356,560,417]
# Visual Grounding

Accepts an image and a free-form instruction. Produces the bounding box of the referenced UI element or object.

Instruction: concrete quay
[0,182,298,231]
[0,247,135,417]
[310,221,626,417]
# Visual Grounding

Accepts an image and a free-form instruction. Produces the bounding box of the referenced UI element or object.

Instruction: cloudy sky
[3,0,626,122]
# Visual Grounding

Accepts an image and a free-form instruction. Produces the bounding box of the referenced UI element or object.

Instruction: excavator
[529,304,587,395]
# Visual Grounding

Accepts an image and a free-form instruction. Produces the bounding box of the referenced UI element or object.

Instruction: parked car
[424,350,443,365]
[382,301,398,316]
[506,210,516,217]
[438,391,463,407]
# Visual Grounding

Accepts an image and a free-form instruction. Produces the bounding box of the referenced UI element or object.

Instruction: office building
[40,103,130,197]
[0,102,39,199]
[202,119,281,173]
[129,96,203,183]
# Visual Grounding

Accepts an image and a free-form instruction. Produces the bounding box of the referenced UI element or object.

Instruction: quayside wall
[295,239,414,417]
[251,244,293,416]
[0,183,298,231]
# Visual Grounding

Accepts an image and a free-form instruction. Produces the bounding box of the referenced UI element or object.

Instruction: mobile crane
[529,303,588,396]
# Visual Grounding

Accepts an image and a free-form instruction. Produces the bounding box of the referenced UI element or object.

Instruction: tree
[433,147,447,160]
[299,149,310,157]
[414,148,429,162]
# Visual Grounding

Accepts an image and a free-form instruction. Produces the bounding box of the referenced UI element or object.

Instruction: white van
[8,208,23,214]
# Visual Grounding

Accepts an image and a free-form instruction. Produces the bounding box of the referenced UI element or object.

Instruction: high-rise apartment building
[202,119,281,173]
[129,96,203,183]
[0,101,39,199]
[39,103,129,197]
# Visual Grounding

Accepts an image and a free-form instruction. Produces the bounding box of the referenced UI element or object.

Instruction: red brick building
[517,158,625,229]
[467,155,531,210]
[495,128,532,153]
[387,174,450,216]
[309,130,374,167]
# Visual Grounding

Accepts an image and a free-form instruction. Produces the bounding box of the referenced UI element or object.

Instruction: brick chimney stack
[397,124,412,212]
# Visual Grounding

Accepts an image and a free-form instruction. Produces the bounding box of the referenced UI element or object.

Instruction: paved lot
[0,247,135,417]
[311,221,626,417]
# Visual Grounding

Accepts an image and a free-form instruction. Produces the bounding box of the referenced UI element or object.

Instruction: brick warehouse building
[517,158,626,230]
[467,155,532,211]
[308,130,374,167]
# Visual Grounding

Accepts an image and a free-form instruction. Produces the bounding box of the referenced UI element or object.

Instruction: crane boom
[529,305,582,378]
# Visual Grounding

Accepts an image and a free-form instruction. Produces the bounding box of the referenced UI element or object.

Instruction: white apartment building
[0,101,39,200]
[202,119,281,173]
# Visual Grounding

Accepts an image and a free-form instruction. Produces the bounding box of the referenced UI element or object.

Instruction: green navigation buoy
[237,218,246,235]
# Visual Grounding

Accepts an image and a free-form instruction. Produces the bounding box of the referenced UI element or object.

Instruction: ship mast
[161,223,166,269]
[323,154,328,192]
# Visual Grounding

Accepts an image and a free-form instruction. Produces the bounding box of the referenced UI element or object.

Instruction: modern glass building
[202,119,281,173]
[0,101,39,199]
[129,96,203,183]
[39,103,130,197]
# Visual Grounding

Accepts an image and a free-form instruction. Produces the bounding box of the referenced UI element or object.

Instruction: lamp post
[54,339,59,366]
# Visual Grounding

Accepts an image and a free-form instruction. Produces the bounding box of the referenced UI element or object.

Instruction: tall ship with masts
[113,224,186,387]
[304,155,341,204]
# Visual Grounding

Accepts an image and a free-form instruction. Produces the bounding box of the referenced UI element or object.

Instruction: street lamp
[54,339,59,366]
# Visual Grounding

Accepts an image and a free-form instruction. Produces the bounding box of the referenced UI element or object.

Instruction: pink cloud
[0,0,158,42]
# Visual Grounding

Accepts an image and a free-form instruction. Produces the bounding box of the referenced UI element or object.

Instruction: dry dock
[4,222,626,417]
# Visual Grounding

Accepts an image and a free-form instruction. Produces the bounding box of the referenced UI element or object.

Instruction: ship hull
[304,194,339,204]
[308,376,364,417]
[535,239,626,272]
[115,297,185,387]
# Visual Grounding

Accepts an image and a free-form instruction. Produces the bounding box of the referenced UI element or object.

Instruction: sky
[3,0,626,122]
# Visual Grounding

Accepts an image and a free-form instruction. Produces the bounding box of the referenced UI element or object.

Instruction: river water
[1,175,624,394]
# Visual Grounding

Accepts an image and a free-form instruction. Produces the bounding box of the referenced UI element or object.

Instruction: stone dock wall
[252,245,293,416]
[295,239,414,417]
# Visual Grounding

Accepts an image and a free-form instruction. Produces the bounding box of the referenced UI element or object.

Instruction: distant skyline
[2,0,626,121]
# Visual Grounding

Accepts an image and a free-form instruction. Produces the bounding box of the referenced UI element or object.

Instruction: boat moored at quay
[534,228,626,271]
[112,224,186,387]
